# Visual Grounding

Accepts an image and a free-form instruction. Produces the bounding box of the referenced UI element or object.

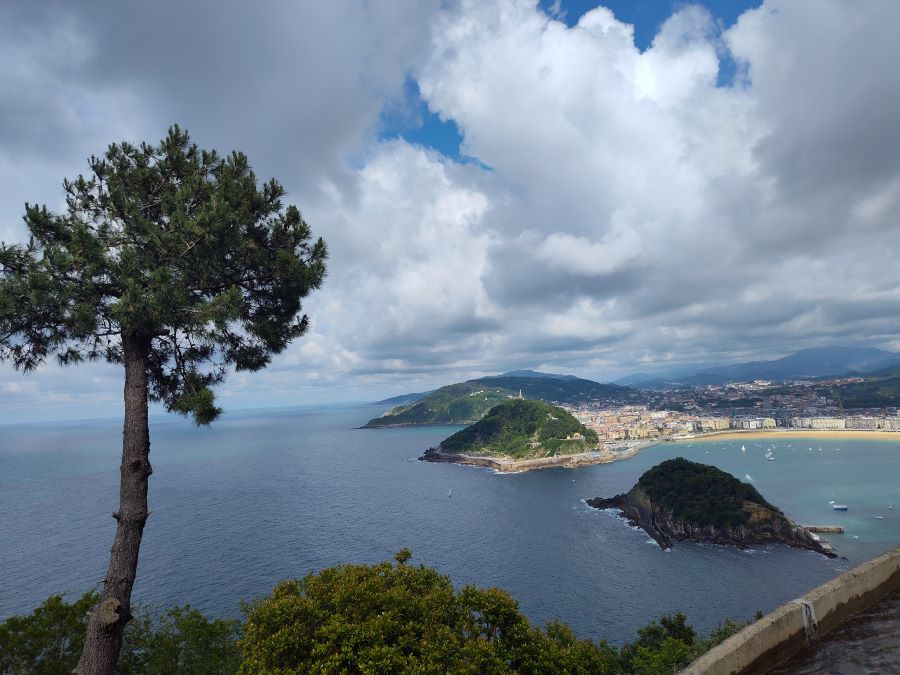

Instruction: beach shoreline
[674,429,900,442]
[419,428,900,473]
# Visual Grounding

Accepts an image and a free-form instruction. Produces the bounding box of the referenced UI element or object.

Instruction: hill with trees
[588,458,836,557]
[435,399,599,459]
[364,374,638,428]
[827,370,900,408]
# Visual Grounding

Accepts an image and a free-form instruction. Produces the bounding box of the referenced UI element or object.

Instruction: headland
[420,442,651,473]
[588,458,838,557]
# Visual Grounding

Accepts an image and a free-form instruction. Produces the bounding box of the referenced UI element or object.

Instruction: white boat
[875,516,885,520]
[741,445,746,453]
[889,502,894,510]
[744,474,754,482]
[767,455,775,461]
[832,503,848,511]
[448,488,452,498]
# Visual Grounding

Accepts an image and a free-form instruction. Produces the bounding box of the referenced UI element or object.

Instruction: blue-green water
[1,403,898,644]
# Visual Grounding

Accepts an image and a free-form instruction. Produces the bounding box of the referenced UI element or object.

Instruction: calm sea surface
[1,403,898,644]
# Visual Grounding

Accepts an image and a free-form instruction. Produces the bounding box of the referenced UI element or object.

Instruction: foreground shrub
[2,552,756,674]
[0,592,238,675]
[239,549,620,674]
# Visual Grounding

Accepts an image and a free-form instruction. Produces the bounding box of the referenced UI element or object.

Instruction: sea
[1,402,898,645]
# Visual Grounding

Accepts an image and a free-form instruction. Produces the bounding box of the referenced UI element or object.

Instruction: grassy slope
[438,399,600,459]
[637,458,782,530]
[366,383,514,426]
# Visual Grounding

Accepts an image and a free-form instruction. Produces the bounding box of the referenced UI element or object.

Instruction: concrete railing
[682,545,900,674]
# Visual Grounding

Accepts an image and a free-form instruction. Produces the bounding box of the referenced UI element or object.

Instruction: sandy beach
[676,429,900,442]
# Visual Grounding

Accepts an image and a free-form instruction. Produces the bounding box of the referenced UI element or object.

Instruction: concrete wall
[682,546,900,675]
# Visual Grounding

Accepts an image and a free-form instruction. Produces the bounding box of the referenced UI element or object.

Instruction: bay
[1,402,898,645]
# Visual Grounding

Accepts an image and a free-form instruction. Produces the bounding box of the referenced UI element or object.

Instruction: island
[364,372,639,428]
[419,399,634,472]
[587,458,837,557]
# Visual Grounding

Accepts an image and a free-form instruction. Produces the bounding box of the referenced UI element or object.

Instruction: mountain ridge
[364,374,639,428]
[621,346,900,390]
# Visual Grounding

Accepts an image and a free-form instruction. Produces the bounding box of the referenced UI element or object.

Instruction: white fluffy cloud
[3,0,900,417]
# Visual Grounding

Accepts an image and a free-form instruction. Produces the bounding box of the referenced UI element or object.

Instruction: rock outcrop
[588,459,837,558]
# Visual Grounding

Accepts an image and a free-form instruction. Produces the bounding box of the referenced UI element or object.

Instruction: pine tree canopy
[0,126,327,424]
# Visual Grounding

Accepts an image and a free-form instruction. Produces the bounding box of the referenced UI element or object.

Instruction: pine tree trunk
[76,335,152,674]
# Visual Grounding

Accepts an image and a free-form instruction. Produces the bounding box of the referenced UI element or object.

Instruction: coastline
[419,441,657,473]
[419,427,900,473]
[675,429,900,442]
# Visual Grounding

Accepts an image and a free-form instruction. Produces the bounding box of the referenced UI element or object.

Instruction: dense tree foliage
[637,458,781,529]
[2,554,757,674]
[439,399,599,458]
[0,126,326,672]
[0,592,239,675]
[0,125,326,424]
[240,549,620,674]
[828,374,900,408]
[0,591,98,675]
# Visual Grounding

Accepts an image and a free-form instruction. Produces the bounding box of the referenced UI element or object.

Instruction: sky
[2,0,900,422]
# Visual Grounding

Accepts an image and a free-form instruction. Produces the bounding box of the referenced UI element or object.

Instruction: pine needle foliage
[0,126,327,423]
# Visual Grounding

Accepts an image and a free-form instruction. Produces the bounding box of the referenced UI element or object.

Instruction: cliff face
[587,486,837,558]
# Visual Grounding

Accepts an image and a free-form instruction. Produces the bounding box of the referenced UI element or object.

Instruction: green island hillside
[437,399,600,459]
[588,458,836,557]
[364,375,638,427]
[636,458,781,529]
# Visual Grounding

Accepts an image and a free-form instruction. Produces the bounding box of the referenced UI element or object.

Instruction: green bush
[0,592,238,675]
[239,549,620,674]
[2,554,757,674]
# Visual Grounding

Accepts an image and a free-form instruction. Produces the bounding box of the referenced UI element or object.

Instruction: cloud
[3,0,900,418]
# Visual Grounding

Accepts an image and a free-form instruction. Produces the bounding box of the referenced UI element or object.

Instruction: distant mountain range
[617,346,900,390]
[366,371,638,428]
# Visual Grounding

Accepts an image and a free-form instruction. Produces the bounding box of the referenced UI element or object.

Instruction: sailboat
[448,488,452,498]
[741,445,746,453]
[889,501,894,510]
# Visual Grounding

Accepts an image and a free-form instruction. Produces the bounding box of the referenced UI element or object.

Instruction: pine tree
[0,126,327,673]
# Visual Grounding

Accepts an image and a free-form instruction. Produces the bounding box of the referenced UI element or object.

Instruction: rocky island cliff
[588,458,837,558]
